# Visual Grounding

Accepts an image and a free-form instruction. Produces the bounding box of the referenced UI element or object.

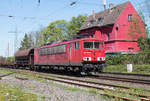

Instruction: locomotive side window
[47,44,66,55]
[48,47,52,55]
[84,42,93,49]
[40,48,44,56]
[45,48,47,55]
[75,41,80,49]
[53,47,57,54]
[40,48,48,56]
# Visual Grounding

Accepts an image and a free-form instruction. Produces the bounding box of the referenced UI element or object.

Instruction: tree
[41,20,68,45]
[20,34,32,50]
[136,0,150,37]
[0,56,6,62]
[127,14,146,40]
[138,7,149,37]
[67,15,87,38]
[6,57,15,62]
[138,37,150,51]
[34,28,44,47]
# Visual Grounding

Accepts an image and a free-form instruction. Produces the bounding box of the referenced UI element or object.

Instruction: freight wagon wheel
[29,65,34,71]
[15,65,19,69]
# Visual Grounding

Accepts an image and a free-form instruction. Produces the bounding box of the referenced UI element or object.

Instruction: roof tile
[80,1,129,30]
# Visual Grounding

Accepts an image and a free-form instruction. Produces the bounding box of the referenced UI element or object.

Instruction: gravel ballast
[0,75,105,101]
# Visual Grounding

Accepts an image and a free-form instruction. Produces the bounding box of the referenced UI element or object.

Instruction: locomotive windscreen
[83,42,104,49]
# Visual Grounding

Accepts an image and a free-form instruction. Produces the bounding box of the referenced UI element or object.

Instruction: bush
[103,64,150,74]
[106,55,131,65]
[106,53,150,65]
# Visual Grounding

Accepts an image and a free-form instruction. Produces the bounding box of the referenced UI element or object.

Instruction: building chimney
[103,0,106,10]
[109,3,114,9]
[109,3,114,13]
[92,10,96,20]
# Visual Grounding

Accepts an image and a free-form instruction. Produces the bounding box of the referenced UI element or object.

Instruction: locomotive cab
[80,39,106,73]
[82,41,105,62]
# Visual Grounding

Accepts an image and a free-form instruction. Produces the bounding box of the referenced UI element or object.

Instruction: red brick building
[78,1,146,54]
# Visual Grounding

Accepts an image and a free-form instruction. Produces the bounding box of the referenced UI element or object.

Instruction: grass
[103,89,138,101]
[0,83,38,101]
[102,87,150,101]
[103,64,150,74]
[0,69,13,74]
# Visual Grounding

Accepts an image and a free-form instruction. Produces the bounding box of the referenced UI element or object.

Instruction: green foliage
[6,57,15,62]
[20,34,32,50]
[103,65,126,73]
[106,55,129,65]
[40,15,87,45]
[41,20,68,45]
[67,15,87,38]
[138,36,150,51]
[103,64,150,74]
[106,53,150,65]
[0,84,38,101]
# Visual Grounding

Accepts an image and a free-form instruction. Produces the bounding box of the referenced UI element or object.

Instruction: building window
[128,14,132,21]
[107,33,110,40]
[91,35,94,38]
[75,41,80,49]
[90,20,94,25]
[98,18,104,24]
[128,47,134,52]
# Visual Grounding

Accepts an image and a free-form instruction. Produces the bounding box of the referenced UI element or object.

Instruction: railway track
[90,75,150,85]
[0,67,150,101]
[0,73,13,78]
[101,72,150,77]
[37,75,150,101]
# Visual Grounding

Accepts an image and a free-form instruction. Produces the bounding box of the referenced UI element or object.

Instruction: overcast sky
[0,0,149,57]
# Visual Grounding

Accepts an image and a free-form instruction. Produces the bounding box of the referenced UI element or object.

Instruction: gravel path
[0,75,106,101]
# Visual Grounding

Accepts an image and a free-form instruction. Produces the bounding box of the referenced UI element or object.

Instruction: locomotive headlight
[83,57,91,61]
[97,57,105,61]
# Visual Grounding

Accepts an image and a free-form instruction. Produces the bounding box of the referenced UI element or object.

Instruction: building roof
[80,1,130,30]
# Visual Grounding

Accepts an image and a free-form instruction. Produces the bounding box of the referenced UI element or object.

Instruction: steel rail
[38,76,150,101]
[92,76,150,85]
[101,72,150,77]
[0,73,13,78]
[39,75,131,89]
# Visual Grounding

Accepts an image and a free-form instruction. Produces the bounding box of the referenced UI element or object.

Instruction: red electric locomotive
[34,38,106,74]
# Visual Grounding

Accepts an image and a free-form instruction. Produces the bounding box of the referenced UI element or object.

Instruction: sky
[0,0,149,57]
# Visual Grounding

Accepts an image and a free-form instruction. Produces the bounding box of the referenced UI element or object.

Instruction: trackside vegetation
[0,84,38,101]
[103,65,150,74]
